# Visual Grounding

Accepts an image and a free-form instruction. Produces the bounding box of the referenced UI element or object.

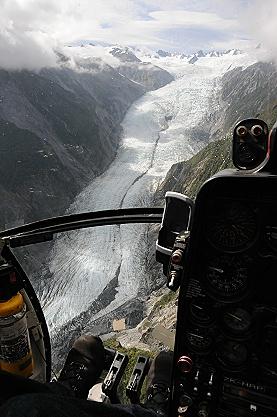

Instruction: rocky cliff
[0,57,173,230]
[159,61,277,200]
[109,46,174,91]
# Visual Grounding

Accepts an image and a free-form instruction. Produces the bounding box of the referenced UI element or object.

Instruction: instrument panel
[206,200,258,253]
[171,171,277,417]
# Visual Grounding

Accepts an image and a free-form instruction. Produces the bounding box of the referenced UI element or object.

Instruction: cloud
[149,9,236,29]
[65,44,121,69]
[0,0,262,70]
[244,0,277,63]
[0,26,58,71]
[0,0,144,70]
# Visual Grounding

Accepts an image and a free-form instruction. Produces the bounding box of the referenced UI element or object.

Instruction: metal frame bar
[0,207,163,248]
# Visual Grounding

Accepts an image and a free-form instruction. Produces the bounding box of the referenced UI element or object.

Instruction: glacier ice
[43,52,256,333]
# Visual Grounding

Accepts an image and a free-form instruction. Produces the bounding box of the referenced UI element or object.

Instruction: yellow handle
[0,293,24,317]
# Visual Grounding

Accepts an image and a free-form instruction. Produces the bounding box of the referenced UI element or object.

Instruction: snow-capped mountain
[64,43,244,72]
[109,46,141,63]
[128,46,246,77]
[154,47,241,60]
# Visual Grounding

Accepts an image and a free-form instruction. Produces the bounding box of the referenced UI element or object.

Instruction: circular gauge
[185,328,212,354]
[206,201,257,252]
[206,255,248,300]
[189,298,214,326]
[265,227,277,252]
[217,341,247,369]
[223,307,252,335]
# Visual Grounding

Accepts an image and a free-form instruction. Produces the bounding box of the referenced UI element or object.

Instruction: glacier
[42,52,256,334]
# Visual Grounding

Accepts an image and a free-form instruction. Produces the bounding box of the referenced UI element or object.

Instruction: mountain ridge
[158,61,277,200]
[0,54,173,229]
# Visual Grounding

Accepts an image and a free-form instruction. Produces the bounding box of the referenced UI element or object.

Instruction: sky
[0,0,276,69]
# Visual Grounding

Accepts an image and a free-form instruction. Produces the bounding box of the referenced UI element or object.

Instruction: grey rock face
[0,59,173,229]
[188,55,198,64]
[0,67,142,228]
[197,50,205,57]
[218,61,277,134]
[117,62,174,91]
[157,49,172,58]
[110,46,141,63]
[158,61,277,200]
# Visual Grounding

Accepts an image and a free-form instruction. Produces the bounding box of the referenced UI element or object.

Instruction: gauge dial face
[189,298,214,326]
[206,255,248,299]
[223,308,252,334]
[265,227,277,252]
[186,328,212,354]
[217,341,247,368]
[206,201,257,252]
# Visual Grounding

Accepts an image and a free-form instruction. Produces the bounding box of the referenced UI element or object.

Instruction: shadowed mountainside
[0,59,173,229]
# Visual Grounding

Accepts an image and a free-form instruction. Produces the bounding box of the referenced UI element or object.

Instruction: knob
[171,249,183,264]
[251,124,263,136]
[236,125,247,137]
[177,394,193,415]
[177,355,193,373]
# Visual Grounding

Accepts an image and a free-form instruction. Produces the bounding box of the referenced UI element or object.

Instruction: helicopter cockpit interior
[1,118,277,416]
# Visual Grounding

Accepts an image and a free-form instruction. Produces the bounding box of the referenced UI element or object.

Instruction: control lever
[167,230,190,291]
[102,351,129,403]
[126,355,150,403]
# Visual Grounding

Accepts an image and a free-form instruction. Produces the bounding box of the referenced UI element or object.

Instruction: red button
[177,355,193,373]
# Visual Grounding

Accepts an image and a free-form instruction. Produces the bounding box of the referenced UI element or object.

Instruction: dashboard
[171,170,277,417]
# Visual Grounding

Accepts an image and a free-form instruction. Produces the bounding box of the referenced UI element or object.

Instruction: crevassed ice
[43,53,256,332]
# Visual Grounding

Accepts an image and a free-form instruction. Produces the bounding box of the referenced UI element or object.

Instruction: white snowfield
[43,52,256,333]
